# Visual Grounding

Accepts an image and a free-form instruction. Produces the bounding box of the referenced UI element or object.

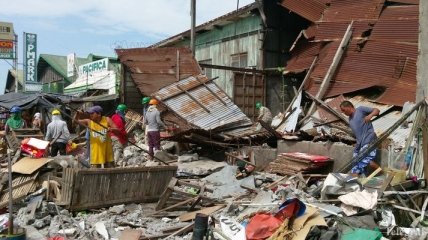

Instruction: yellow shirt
[89,117,113,165]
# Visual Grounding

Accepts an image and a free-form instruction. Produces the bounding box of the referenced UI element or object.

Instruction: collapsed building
[1,0,428,239]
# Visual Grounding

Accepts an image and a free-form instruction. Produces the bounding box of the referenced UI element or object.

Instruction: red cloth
[246,213,282,239]
[110,113,127,145]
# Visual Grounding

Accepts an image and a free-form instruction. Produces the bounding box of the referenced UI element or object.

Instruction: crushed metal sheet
[154,75,252,131]
[282,1,418,107]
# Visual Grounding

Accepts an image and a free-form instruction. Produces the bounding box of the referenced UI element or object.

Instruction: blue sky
[0,0,254,93]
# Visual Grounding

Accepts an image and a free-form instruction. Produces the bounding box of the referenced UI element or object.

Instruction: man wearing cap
[110,104,128,166]
[144,99,166,160]
[45,109,70,156]
[256,102,272,125]
[74,105,118,168]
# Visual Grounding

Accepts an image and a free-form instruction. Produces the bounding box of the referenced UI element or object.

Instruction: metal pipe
[7,151,13,235]
[190,0,196,54]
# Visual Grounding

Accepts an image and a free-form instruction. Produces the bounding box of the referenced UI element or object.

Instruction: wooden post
[305,22,353,118]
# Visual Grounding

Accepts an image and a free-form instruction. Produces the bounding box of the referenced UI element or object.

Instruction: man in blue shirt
[340,100,380,176]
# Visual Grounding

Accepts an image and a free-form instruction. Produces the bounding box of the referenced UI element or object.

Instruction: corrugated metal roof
[280,0,328,22]
[283,1,418,107]
[312,20,375,42]
[285,40,324,73]
[115,47,201,95]
[154,74,252,131]
[322,0,385,22]
[372,110,411,147]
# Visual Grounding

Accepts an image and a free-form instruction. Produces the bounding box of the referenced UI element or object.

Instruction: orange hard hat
[149,99,159,105]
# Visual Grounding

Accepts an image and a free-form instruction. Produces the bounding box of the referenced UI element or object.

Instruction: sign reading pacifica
[24,32,41,91]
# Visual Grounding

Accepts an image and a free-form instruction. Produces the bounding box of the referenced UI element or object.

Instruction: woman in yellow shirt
[74,105,119,168]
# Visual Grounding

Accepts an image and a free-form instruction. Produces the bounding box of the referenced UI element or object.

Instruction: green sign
[78,58,109,76]
[24,32,37,83]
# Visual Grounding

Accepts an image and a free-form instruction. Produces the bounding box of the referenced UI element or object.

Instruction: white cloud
[4,0,255,37]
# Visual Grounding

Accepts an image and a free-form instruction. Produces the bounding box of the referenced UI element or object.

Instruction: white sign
[219,216,246,240]
[0,22,14,40]
[78,58,108,77]
[67,53,76,77]
[25,84,42,92]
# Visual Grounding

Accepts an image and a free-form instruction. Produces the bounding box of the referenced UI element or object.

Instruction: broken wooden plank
[12,157,51,175]
[305,92,349,125]
[284,56,318,115]
[156,178,178,210]
[149,197,197,216]
[360,167,382,186]
[305,21,353,118]
[179,205,226,222]
[225,152,256,167]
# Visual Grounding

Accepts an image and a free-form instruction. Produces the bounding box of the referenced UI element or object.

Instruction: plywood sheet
[12,157,51,174]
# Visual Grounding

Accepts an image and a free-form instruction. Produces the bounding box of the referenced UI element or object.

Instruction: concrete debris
[177,159,227,176]
[109,204,126,214]
[95,222,109,240]
[177,153,199,163]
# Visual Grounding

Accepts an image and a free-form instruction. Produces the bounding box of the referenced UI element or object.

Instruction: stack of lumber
[269,152,333,176]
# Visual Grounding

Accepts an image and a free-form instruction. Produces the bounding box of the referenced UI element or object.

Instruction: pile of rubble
[4,145,428,240]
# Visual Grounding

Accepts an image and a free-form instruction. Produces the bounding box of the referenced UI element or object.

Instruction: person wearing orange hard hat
[144,98,165,160]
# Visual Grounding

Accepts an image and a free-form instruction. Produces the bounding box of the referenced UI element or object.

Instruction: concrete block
[243,146,277,171]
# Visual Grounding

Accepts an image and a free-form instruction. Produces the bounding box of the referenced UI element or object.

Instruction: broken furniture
[52,165,177,211]
[155,177,217,213]
[124,109,143,133]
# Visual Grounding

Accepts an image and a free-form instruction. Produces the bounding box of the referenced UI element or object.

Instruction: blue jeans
[351,144,377,175]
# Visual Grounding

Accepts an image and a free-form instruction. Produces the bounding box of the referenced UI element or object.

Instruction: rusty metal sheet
[370,19,418,43]
[115,47,201,96]
[280,0,328,22]
[305,38,416,106]
[285,41,324,73]
[312,20,375,42]
[68,166,177,211]
[322,0,385,22]
[154,75,252,131]
[371,5,418,43]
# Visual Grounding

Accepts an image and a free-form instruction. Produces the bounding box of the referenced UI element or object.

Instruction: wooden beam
[176,50,180,81]
[159,77,218,102]
[177,85,210,113]
[305,92,349,125]
[305,22,353,118]
[422,110,428,183]
[225,152,256,167]
[199,63,266,74]
[195,77,227,106]
[149,197,197,216]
